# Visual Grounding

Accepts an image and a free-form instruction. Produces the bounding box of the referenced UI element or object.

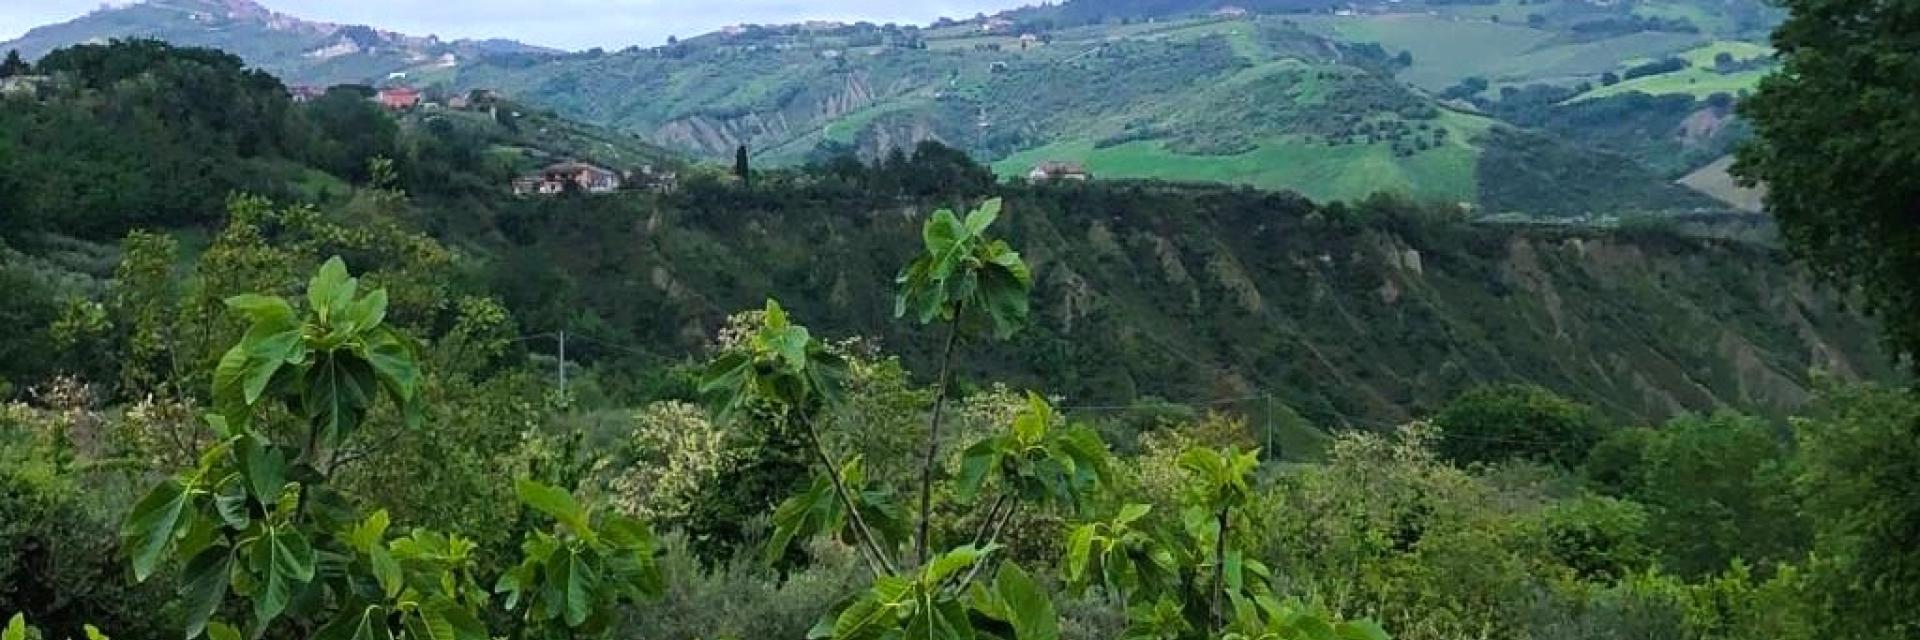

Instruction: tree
[1736,0,1920,367]
[735,144,751,187]
[895,198,1033,566]
[1600,71,1621,86]
[120,257,661,640]
[1430,384,1610,467]
[1626,413,1808,579]
[1791,383,1920,637]
[0,50,27,78]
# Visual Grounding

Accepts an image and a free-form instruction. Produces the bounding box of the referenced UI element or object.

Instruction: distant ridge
[0,0,556,85]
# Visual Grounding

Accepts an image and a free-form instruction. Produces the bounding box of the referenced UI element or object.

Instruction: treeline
[0,40,520,242]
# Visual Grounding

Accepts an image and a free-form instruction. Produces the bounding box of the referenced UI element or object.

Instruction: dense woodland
[3,0,1920,636]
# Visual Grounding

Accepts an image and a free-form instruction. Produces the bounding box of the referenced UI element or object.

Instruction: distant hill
[0,39,1874,427]
[3,0,1776,214]
[448,11,1717,214]
[0,0,555,86]
[0,39,680,242]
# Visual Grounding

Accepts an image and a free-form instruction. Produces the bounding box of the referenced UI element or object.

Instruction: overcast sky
[1,0,1037,50]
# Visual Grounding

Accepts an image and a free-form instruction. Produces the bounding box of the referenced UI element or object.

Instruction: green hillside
[3,0,1783,211]
[1578,40,1775,101]
[447,11,1715,213]
[481,179,1877,426]
[0,0,552,86]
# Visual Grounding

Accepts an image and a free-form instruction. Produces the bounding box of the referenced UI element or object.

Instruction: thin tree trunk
[799,411,898,576]
[914,308,964,567]
[1212,507,1230,633]
[952,501,1021,593]
[969,493,1011,548]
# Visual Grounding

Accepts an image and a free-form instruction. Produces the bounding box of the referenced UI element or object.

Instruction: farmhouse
[1028,161,1092,182]
[375,86,422,110]
[288,85,327,103]
[1214,5,1251,18]
[513,161,623,195]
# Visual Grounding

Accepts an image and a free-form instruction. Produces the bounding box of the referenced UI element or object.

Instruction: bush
[0,409,171,639]
[620,535,867,639]
[1624,413,1808,579]
[1431,384,1611,468]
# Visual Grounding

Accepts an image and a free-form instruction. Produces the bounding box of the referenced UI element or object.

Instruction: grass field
[1291,14,1704,90]
[1293,14,1555,90]
[1577,40,1774,101]
[993,110,1495,204]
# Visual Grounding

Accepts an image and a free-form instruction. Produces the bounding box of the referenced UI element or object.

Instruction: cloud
[2,0,1036,49]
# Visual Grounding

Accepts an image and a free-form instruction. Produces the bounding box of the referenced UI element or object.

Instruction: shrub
[1431,384,1611,468]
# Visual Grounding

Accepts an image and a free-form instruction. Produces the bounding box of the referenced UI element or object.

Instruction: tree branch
[951,500,1021,594]
[915,301,966,567]
[1211,506,1230,633]
[797,410,899,577]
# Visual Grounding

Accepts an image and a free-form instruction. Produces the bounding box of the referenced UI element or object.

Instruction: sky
[1,0,1038,50]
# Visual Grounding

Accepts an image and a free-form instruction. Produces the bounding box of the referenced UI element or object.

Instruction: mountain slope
[450,14,1713,213]
[5,0,1749,213]
[484,180,1884,426]
[1,0,553,85]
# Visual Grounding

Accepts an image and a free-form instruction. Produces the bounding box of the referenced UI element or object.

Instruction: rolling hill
[3,0,1775,214]
[0,0,554,86]
[443,9,1716,213]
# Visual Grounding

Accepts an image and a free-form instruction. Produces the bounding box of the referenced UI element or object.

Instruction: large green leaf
[563,551,597,627]
[362,331,419,401]
[833,579,911,640]
[179,546,233,639]
[212,346,255,428]
[303,352,375,445]
[213,482,250,530]
[964,198,1003,236]
[250,526,315,625]
[308,257,357,325]
[412,598,488,640]
[925,544,994,585]
[922,209,965,260]
[343,288,388,335]
[224,294,294,327]
[239,325,302,404]
[4,613,25,640]
[993,563,1059,640]
[314,606,390,640]
[955,440,1002,504]
[515,480,590,535]
[203,622,241,640]
[123,479,190,581]
[235,436,286,508]
[1064,525,1097,583]
[904,596,974,640]
[1012,392,1051,444]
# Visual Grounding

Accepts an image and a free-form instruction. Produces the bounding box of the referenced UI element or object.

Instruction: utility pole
[557,330,568,396]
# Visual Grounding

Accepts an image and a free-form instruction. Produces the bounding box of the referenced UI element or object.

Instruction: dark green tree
[0,50,27,77]
[1792,383,1920,637]
[1736,0,1920,366]
[734,144,751,187]
[1430,384,1610,468]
